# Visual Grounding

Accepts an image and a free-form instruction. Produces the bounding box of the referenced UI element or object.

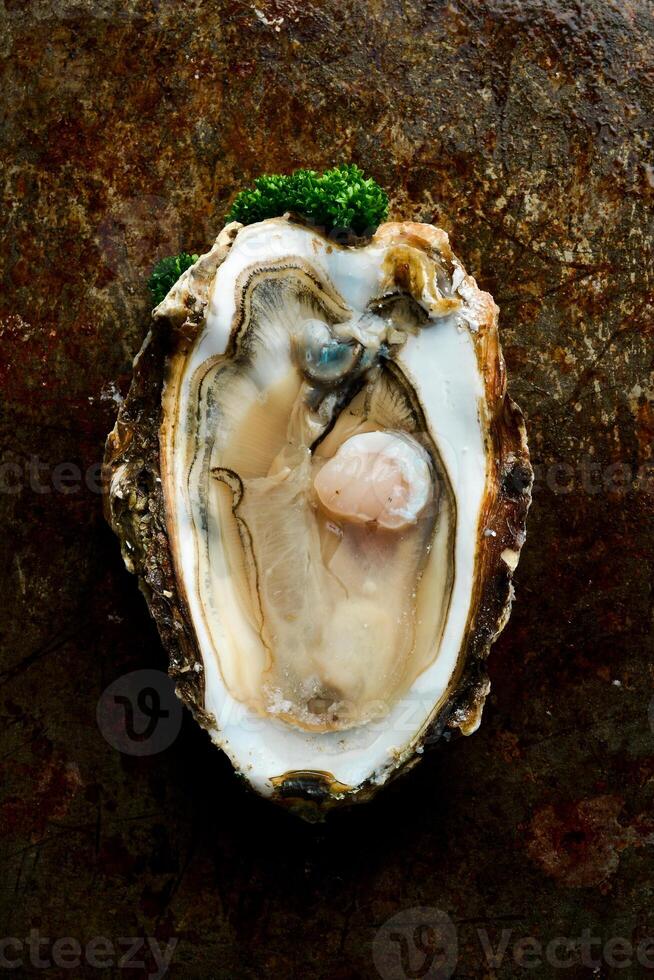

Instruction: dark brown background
[1,1,653,977]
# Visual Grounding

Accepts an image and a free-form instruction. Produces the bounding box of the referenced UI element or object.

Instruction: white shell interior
[164,220,488,796]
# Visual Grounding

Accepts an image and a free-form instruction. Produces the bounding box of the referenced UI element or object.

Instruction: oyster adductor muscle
[104,217,532,814]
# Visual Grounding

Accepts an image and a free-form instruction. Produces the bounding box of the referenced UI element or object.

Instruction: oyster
[104,217,531,815]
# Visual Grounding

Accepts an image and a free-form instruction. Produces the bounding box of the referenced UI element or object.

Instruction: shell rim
[102,216,533,818]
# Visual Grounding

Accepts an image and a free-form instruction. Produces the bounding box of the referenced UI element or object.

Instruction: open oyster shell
[104,217,532,817]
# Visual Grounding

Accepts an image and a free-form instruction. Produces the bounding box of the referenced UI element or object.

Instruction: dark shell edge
[102,223,533,819]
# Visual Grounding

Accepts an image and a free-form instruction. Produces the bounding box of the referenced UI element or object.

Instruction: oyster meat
[105,217,532,814]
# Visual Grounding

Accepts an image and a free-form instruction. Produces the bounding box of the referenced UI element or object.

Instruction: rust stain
[0,754,82,843]
[526,796,654,889]
[0,0,652,972]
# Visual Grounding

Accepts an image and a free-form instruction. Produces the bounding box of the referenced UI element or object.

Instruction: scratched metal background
[1,1,653,977]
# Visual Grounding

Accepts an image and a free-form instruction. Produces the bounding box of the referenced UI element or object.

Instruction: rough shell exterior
[103,219,532,817]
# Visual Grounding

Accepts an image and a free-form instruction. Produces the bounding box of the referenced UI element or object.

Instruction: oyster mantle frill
[104,217,532,814]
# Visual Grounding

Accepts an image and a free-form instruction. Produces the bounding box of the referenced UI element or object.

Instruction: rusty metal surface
[0,1,652,977]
